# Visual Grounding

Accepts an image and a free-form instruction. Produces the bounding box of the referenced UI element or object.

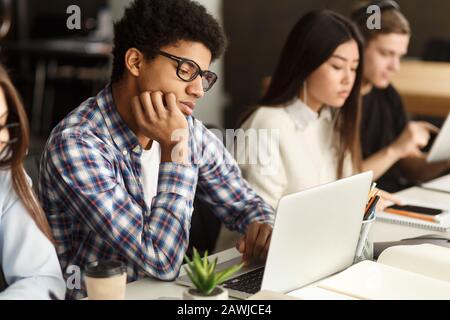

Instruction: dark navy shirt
[360,85,409,192]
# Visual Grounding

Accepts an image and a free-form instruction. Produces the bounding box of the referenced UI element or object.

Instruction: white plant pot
[182,286,229,300]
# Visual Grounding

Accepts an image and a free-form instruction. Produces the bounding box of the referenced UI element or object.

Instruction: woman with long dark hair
[0,65,65,299]
[238,10,365,208]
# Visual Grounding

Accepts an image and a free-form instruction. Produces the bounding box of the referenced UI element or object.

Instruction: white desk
[125,182,450,300]
[125,248,240,300]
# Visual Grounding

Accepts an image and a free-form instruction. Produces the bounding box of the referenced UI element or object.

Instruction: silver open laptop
[177,171,373,299]
[427,112,450,163]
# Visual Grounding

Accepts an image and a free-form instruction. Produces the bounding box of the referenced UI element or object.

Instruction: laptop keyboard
[222,267,264,294]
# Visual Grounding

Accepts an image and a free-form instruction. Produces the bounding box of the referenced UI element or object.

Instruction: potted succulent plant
[182,248,243,300]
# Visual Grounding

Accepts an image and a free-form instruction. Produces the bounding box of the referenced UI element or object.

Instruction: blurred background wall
[0,0,449,132]
[223,0,450,126]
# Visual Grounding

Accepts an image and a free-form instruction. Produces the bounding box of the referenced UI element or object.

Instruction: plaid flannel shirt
[39,85,275,299]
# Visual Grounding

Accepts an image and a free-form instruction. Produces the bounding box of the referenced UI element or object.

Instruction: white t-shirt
[140,141,161,209]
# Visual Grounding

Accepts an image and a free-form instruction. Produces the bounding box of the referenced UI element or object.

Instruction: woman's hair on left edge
[0,65,54,242]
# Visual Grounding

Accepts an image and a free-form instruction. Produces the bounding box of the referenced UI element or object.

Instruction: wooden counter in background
[391,60,450,118]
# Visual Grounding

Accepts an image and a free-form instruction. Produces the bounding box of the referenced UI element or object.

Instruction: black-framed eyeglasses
[159,51,218,92]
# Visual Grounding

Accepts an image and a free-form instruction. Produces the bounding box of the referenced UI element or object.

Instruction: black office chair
[23,153,41,193]
[187,188,223,259]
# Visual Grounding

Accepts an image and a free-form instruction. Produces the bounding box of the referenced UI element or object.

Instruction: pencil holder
[353,215,376,264]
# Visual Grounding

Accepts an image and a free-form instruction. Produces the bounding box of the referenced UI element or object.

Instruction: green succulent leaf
[192,248,201,262]
[184,248,244,295]
[193,256,208,283]
[204,276,217,295]
[208,257,218,276]
[203,250,209,270]
[185,269,202,291]
[184,255,196,272]
[216,263,244,285]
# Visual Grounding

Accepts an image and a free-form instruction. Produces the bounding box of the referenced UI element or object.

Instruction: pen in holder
[354,191,379,264]
[354,214,376,264]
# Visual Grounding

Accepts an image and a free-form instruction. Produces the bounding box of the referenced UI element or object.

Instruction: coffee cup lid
[84,260,127,278]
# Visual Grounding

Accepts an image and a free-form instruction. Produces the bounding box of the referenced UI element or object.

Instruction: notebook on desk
[377,198,450,232]
[377,206,450,232]
[318,244,450,300]
[374,234,450,259]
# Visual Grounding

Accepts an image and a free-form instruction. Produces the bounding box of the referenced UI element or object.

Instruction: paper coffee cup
[85,260,127,300]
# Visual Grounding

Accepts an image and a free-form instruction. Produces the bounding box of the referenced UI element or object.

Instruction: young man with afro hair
[39,0,275,299]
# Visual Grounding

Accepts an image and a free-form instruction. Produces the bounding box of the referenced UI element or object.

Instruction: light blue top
[0,169,65,300]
